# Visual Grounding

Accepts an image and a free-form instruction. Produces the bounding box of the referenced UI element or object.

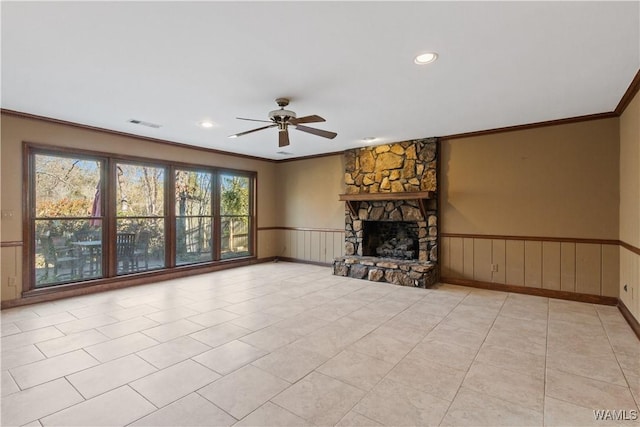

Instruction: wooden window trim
[23,142,258,294]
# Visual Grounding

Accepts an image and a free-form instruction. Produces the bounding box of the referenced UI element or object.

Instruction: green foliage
[221,175,249,215]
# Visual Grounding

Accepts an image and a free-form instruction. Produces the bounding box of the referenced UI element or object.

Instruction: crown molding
[615,69,640,115]
[0,109,278,163]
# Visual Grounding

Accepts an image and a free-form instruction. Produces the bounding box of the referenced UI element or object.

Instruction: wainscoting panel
[542,242,561,291]
[505,240,525,286]
[274,228,345,265]
[576,243,601,295]
[257,229,280,259]
[297,231,306,260]
[524,241,542,288]
[449,237,464,279]
[310,231,321,262]
[288,229,297,259]
[620,246,639,319]
[442,235,619,298]
[491,239,506,284]
[473,238,492,282]
[463,238,474,279]
[601,245,620,297]
[560,242,576,292]
[332,232,344,263]
[1,245,22,300]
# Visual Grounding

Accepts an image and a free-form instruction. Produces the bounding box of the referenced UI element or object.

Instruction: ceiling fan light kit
[229,98,337,147]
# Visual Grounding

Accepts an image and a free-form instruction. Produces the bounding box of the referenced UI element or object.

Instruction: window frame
[29,148,108,288]
[23,142,257,294]
[112,160,170,275]
[173,166,216,266]
[218,170,254,261]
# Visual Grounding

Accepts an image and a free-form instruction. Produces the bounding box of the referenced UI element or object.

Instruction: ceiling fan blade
[236,117,273,123]
[294,125,337,139]
[279,129,290,147]
[229,124,277,138]
[289,115,325,125]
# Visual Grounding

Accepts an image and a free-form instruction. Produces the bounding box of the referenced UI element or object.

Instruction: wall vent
[128,119,162,129]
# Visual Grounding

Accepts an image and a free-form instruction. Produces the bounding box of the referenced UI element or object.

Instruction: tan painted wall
[0,114,280,300]
[274,155,345,261]
[439,118,621,297]
[279,119,622,298]
[441,118,620,239]
[619,90,640,320]
[276,155,345,229]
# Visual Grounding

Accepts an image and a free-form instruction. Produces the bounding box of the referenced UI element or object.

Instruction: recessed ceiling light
[414,52,438,65]
[362,137,376,143]
[199,121,214,128]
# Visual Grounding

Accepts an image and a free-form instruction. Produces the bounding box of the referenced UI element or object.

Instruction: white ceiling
[2,1,638,160]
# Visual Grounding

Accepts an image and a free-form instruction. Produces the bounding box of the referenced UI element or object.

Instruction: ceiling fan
[229,98,337,147]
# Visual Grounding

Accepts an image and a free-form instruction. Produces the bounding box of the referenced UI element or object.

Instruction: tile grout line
[328,286,470,425]
[544,304,639,415]
[436,291,509,426]
[267,285,448,425]
[595,308,640,410]
[28,376,88,426]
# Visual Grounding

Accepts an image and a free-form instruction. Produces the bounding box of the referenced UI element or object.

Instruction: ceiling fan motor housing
[269,97,296,124]
[269,108,296,123]
[269,108,296,122]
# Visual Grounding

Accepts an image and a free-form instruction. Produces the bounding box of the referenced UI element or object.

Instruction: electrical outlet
[1,210,15,219]
[8,277,16,287]
[491,264,498,272]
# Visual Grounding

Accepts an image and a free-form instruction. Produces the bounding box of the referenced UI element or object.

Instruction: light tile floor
[1,262,639,426]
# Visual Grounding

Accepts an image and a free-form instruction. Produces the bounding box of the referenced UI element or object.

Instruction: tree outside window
[175,169,213,265]
[220,174,251,259]
[28,146,256,290]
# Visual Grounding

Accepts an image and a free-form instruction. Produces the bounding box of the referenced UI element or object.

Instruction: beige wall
[619,90,640,320]
[441,118,620,239]
[0,114,280,300]
[274,155,345,262]
[439,118,621,298]
[276,155,345,229]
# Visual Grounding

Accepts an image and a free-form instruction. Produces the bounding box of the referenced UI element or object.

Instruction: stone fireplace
[333,137,439,287]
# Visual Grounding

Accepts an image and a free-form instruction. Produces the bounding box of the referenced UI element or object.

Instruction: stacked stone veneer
[333,137,439,288]
[343,137,438,195]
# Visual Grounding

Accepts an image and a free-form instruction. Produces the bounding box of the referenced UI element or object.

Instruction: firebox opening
[362,221,419,260]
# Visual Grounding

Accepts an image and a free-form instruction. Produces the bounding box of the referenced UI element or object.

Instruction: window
[115,162,166,274]
[220,173,251,259]
[27,145,256,291]
[33,153,104,287]
[175,169,213,265]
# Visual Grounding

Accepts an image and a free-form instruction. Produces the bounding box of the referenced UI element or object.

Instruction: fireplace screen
[362,221,419,260]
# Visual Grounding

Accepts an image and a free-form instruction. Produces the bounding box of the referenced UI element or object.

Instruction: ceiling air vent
[128,119,162,129]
